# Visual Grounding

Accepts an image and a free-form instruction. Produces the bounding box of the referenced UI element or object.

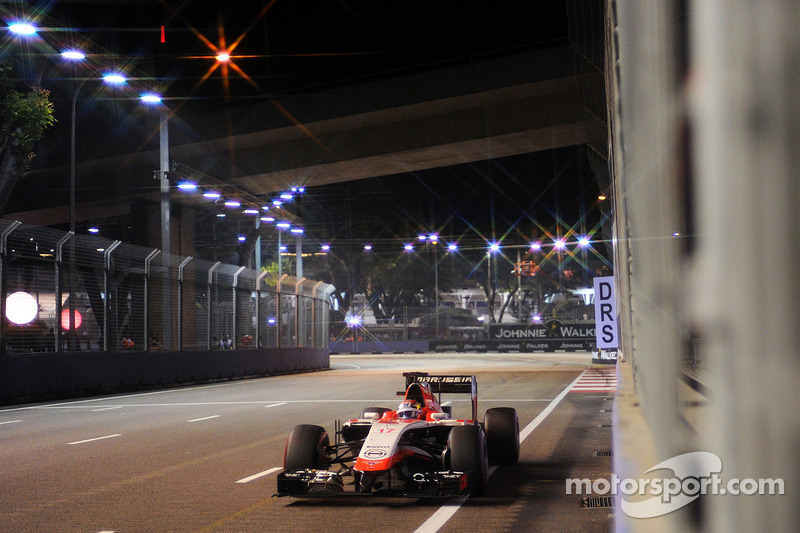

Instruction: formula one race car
[276,372,519,498]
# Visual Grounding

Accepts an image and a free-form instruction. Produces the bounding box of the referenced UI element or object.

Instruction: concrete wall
[0,347,328,404]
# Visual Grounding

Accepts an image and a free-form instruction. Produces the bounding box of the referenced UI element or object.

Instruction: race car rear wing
[401,372,478,422]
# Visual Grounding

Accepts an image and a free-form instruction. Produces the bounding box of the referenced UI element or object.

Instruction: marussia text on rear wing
[401,372,478,422]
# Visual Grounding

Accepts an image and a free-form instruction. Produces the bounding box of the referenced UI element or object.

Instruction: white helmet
[397,400,423,419]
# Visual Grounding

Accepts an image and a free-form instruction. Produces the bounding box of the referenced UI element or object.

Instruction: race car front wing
[275,469,472,498]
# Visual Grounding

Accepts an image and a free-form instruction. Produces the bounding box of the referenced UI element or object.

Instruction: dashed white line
[236,467,282,484]
[68,434,122,445]
[92,406,124,412]
[188,415,221,423]
[264,402,287,409]
[0,420,22,425]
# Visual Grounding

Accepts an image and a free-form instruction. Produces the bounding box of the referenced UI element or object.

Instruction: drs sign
[593,276,618,349]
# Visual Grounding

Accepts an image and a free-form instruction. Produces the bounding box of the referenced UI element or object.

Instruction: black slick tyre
[447,424,488,496]
[484,407,520,465]
[283,424,330,470]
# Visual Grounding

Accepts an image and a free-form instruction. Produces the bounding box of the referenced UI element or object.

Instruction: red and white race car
[276,372,519,498]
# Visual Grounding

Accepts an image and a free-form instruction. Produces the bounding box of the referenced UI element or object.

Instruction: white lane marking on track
[0,420,22,425]
[68,434,122,445]
[188,415,220,423]
[92,406,123,412]
[331,362,361,370]
[413,371,586,533]
[264,402,287,408]
[236,467,282,484]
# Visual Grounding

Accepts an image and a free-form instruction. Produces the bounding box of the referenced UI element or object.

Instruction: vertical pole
[255,217,261,271]
[159,115,172,348]
[295,233,303,278]
[0,222,22,356]
[517,248,523,323]
[277,231,282,277]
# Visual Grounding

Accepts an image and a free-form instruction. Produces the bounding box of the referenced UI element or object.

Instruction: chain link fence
[0,220,334,355]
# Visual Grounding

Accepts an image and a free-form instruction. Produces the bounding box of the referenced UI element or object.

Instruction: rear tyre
[447,424,488,496]
[284,424,330,470]
[484,407,520,465]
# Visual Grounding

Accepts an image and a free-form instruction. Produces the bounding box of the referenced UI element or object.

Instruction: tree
[0,61,56,215]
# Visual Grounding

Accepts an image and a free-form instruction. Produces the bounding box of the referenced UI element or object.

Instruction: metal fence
[0,220,334,355]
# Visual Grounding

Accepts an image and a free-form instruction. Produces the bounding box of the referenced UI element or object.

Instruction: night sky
[3,2,602,250]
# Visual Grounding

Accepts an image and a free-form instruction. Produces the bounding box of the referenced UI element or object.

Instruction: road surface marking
[188,415,221,423]
[0,420,22,425]
[92,406,123,412]
[68,434,122,445]
[569,368,617,393]
[264,402,287,408]
[236,467,282,484]
[414,371,586,533]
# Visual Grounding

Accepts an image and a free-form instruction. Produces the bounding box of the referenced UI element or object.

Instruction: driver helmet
[396,400,423,419]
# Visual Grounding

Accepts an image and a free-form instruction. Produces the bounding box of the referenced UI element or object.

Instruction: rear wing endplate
[402,372,478,422]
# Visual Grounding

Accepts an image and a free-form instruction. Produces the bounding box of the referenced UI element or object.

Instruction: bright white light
[215,52,230,62]
[61,50,85,61]
[280,193,293,200]
[261,217,275,222]
[448,243,458,251]
[272,200,283,206]
[347,316,361,327]
[5,291,38,325]
[404,244,414,251]
[489,243,500,252]
[243,209,259,215]
[578,237,590,247]
[267,318,276,324]
[103,73,126,84]
[554,239,566,249]
[88,227,100,234]
[276,222,291,229]
[418,234,427,241]
[140,93,162,104]
[203,191,221,199]
[261,205,270,211]
[177,182,197,190]
[290,228,304,234]
[530,242,542,251]
[280,245,287,251]
[364,245,372,251]
[216,213,226,218]
[224,200,241,208]
[9,23,36,35]
[321,244,330,251]
[238,235,246,242]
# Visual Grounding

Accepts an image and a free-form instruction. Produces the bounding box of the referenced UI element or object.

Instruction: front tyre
[447,424,488,496]
[484,407,520,465]
[283,424,330,471]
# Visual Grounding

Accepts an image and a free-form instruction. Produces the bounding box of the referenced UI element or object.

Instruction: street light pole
[68,78,88,349]
[159,113,173,348]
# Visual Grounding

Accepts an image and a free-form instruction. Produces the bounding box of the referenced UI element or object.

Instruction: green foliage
[0,61,56,165]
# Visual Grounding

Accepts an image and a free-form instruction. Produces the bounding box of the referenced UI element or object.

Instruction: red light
[60,309,83,330]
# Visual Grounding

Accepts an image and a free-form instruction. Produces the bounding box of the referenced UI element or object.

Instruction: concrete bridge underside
[176,74,586,194]
[6,47,589,232]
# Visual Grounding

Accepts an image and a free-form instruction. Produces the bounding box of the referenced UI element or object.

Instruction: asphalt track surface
[0,352,614,532]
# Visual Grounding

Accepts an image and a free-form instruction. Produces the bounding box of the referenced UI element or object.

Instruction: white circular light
[6,291,38,325]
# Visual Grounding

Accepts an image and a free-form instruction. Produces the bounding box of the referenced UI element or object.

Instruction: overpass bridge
[5,46,593,242]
